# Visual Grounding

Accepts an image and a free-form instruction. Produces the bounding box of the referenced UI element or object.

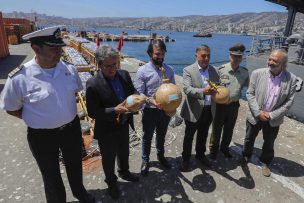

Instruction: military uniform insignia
[54,28,61,39]
[8,66,23,78]
[221,75,229,79]
[218,66,225,70]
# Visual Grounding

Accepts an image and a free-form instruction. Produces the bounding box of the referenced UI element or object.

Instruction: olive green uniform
[209,63,249,155]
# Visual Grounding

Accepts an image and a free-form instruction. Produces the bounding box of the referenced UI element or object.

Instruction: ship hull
[246,55,304,122]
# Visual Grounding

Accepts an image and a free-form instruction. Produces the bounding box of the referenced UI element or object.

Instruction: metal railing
[249,35,304,65]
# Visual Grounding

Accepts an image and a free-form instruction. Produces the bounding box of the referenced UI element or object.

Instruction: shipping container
[0,12,10,58]
[2,17,34,45]
[3,18,31,26]
[4,24,33,44]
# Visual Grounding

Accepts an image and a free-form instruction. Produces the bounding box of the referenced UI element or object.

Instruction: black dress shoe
[157,155,171,169]
[221,150,233,158]
[118,171,139,182]
[209,152,217,160]
[79,193,95,203]
[141,161,150,176]
[108,183,120,200]
[195,155,212,167]
[180,159,190,172]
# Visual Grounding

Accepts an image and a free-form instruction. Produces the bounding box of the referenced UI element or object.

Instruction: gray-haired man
[86,45,139,200]
[242,49,297,177]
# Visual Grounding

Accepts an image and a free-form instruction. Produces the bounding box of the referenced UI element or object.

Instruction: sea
[72,27,255,76]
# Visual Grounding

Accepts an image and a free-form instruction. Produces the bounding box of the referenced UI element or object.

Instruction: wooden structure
[0,12,9,58]
[69,39,82,52]
[3,17,33,45]
[86,32,175,42]
[81,44,96,66]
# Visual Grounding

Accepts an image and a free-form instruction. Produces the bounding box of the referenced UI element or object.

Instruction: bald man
[242,49,297,177]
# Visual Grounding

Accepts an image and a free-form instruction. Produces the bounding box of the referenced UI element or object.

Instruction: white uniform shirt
[0,58,83,129]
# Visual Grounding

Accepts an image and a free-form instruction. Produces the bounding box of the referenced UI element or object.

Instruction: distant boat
[241,31,248,36]
[139,28,151,31]
[193,32,212,37]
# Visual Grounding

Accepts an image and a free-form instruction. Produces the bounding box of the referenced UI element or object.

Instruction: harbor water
[73,27,254,75]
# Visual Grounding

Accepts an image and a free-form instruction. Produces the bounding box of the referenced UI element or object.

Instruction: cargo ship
[246,0,304,122]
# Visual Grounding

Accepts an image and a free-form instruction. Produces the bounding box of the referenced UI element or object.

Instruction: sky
[0,0,286,18]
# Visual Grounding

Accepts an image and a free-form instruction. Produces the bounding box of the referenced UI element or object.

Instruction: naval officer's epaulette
[8,66,23,78]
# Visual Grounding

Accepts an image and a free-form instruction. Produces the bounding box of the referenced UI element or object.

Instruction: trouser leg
[182,120,197,160]
[27,128,66,203]
[209,104,225,154]
[142,109,157,162]
[260,122,279,165]
[60,117,90,202]
[155,111,170,156]
[196,107,212,156]
[117,125,130,174]
[220,103,239,152]
[242,120,262,158]
[98,134,118,185]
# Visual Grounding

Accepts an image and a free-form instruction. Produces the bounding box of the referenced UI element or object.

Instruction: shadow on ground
[69,157,216,202]
[210,150,255,189]
[233,143,304,178]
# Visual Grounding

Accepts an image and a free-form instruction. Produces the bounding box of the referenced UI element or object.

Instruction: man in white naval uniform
[0,26,96,203]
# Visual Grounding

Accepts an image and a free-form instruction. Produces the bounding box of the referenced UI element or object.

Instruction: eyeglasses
[100,62,117,69]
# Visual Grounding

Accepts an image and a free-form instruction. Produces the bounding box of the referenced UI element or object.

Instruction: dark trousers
[182,106,213,160]
[97,124,129,186]
[242,120,279,165]
[141,108,171,162]
[27,116,91,203]
[209,101,240,153]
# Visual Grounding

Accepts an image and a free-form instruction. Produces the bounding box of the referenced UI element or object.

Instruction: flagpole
[117,34,124,69]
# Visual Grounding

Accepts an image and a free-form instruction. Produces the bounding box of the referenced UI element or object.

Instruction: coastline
[0,43,303,203]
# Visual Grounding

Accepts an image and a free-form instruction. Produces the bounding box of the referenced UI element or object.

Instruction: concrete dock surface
[0,43,303,203]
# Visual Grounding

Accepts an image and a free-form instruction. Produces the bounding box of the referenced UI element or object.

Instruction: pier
[80,32,176,43]
[0,43,303,203]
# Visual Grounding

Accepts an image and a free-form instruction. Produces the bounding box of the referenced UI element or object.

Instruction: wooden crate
[0,12,9,58]
[8,35,18,45]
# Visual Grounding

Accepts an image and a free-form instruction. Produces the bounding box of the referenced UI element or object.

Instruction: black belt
[29,116,77,131]
[144,108,163,112]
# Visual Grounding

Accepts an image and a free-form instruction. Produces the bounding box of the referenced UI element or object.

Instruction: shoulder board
[8,66,23,78]
[218,65,225,70]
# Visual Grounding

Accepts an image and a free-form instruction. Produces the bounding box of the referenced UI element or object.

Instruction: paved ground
[0,43,303,203]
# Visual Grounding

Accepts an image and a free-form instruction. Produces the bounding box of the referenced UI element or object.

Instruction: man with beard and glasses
[242,49,297,177]
[134,39,176,176]
[0,26,95,203]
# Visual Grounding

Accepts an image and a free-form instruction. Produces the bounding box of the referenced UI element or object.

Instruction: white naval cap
[22,25,66,47]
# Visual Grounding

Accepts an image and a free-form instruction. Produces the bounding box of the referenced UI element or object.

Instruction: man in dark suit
[180,45,219,171]
[86,45,139,200]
